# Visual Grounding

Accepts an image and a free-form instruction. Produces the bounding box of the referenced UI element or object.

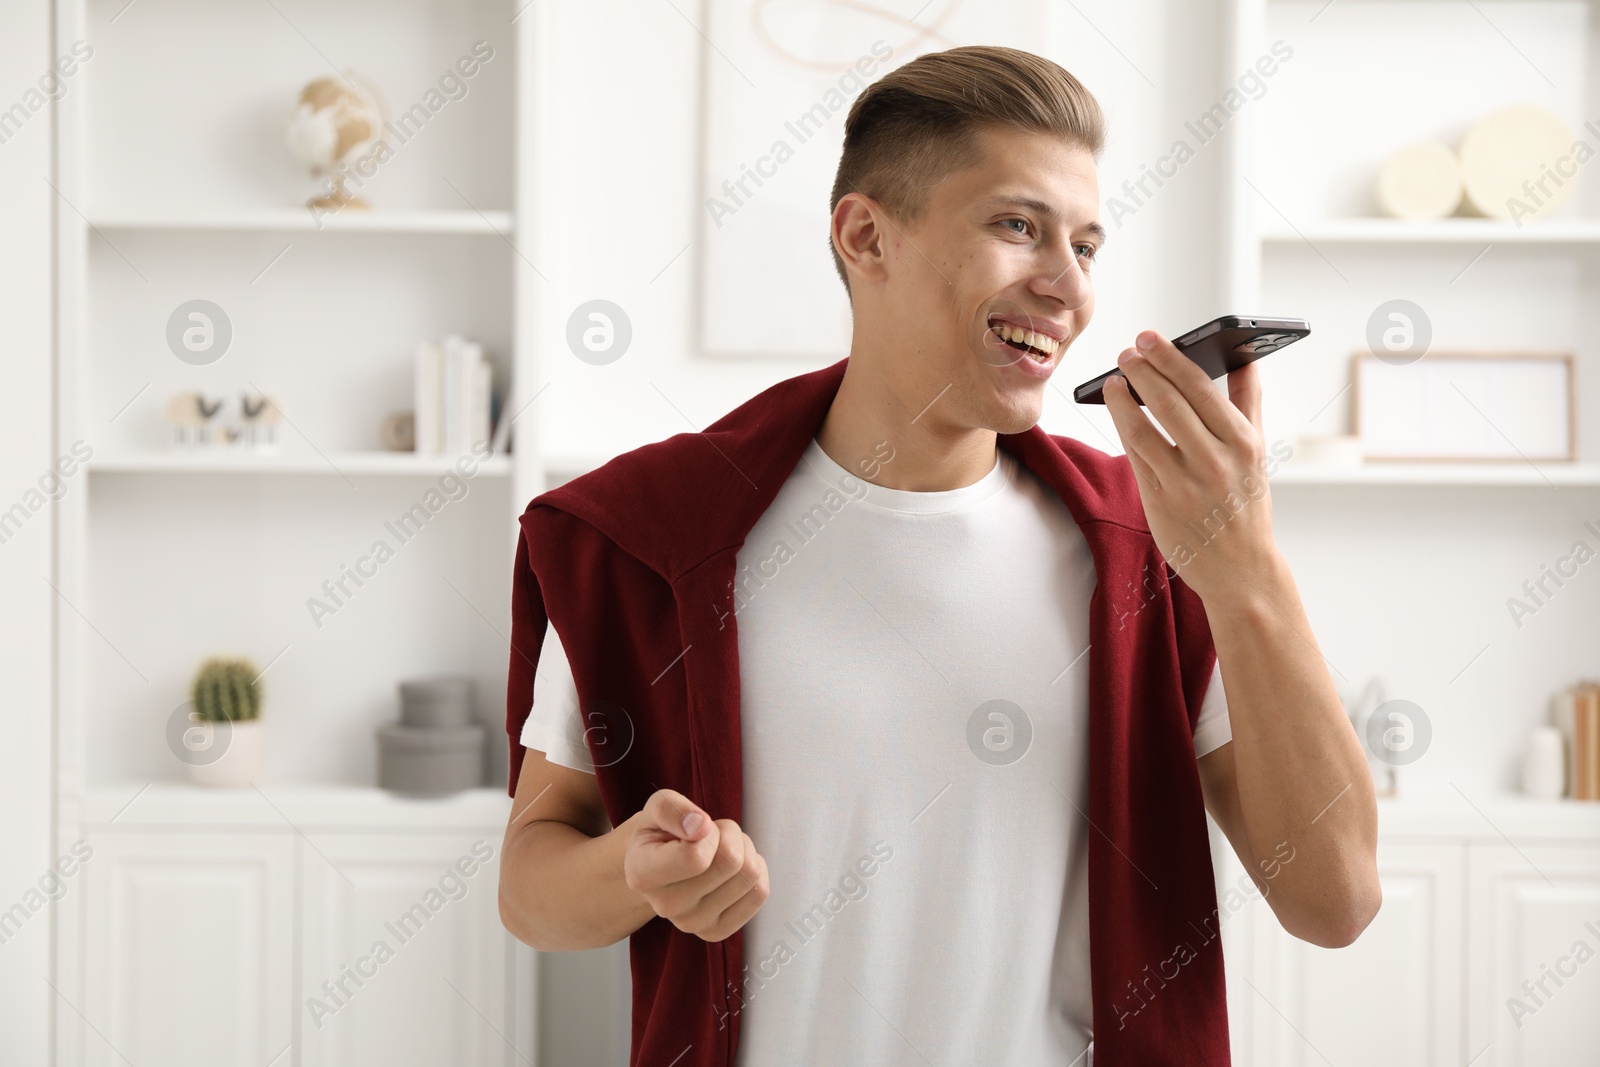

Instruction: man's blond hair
[828,45,1107,291]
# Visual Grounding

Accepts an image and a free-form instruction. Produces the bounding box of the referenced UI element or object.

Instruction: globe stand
[306,171,371,213]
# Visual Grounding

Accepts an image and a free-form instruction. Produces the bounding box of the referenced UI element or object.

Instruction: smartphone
[1072,315,1310,405]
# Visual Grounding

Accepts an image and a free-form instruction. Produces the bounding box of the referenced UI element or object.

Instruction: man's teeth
[992,322,1058,358]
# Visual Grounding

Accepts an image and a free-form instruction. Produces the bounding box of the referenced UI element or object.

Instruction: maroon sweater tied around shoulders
[505,357,1230,1066]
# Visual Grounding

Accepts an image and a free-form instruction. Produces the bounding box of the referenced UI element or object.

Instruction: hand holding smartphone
[1072,315,1310,405]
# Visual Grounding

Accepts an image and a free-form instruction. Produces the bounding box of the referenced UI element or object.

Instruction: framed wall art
[1351,351,1575,462]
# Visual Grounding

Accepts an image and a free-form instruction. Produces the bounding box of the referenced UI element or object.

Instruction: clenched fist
[623,788,771,942]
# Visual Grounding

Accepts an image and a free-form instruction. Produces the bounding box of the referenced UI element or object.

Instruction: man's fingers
[626,792,721,894]
[662,819,747,896]
[701,849,771,942]
[643,788,711,841]
[626,792,774,940]
[676,837,759,927]
[666,833,770,940]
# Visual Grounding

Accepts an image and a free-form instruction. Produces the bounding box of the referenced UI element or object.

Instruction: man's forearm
[1205,552,1381,945]
[500,812,658,952]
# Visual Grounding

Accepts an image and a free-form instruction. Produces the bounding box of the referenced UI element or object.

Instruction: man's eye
[1001,218,1030,236]
[1076,243,1100,262]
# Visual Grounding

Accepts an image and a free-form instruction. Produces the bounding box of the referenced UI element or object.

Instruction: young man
[499,46,1380,1067]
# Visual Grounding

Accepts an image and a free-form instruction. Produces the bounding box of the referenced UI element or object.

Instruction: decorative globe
[284,72,386,211]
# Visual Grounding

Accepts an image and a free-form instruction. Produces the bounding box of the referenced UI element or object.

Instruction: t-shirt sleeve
[1191,658,1232,759]
[518,621,596,775]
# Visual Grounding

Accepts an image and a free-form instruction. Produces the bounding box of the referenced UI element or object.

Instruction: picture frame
[1351,351,1575,462]
[692,0,1048,360]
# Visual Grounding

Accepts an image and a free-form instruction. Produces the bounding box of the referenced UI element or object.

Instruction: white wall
[0,0,62,1061]
[525,0,1232,460]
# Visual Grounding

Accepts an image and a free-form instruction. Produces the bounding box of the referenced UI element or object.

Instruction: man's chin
[981,388,1045,436]
[995,409,1042,436]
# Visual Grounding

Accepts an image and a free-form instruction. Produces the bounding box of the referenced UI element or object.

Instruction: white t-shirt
[521,437,1230,1066]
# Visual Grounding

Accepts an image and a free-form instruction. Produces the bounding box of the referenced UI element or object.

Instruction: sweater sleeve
[504,512,550,796]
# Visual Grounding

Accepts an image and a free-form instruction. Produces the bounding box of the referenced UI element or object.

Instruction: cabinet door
[298,830,532,1067]
[1220,838,1464,1067]
[80,831,295,1067]
[1467,842,1600,1065]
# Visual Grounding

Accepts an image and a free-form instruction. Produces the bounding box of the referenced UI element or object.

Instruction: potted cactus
[186,656,264,787]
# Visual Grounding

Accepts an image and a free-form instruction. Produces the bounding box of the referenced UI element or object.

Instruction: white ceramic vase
[1522,726,1567,799]
[188,718,264,787]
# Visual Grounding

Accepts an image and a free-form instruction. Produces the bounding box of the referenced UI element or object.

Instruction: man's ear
[832,192,890,289]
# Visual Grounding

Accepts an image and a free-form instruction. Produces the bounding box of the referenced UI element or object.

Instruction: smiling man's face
[877,125,1101,436]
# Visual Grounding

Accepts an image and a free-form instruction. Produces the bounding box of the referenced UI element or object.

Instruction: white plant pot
[188,719,264,787]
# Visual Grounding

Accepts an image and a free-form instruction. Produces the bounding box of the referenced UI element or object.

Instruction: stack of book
[1553,681,1600,800]
[414,335,493,455]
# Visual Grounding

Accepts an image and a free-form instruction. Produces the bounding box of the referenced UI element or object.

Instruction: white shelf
[88,209,515,235]
[542,450,617,476]
[85,782,512,829]
[1375,788,1600,843]
[1271,462,1600,486]
[88,450,513,476]
[1261,217,1600,246]
[82,781,1600,841]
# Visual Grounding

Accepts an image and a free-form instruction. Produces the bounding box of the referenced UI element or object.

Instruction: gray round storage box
[379,676,486,795]
[398,676,474,729]
[378,723,486,796]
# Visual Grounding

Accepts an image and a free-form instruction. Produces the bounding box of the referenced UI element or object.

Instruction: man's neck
[814,353,998,492]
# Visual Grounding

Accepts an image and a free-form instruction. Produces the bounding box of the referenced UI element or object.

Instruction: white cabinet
[69,786,535,1067]
[80,831,296,1067]
[299,832,516,1067]
[1220,797,1600,1066]
[1221,840,1464,1067]
[1467,843,1600,1066]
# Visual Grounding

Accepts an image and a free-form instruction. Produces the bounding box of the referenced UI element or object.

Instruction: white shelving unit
[50,0,560,1061]
[1221,4,1600,1066]
[1226,0,1600,471]
[51,0,562,798]
[1225,0,1600,490]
